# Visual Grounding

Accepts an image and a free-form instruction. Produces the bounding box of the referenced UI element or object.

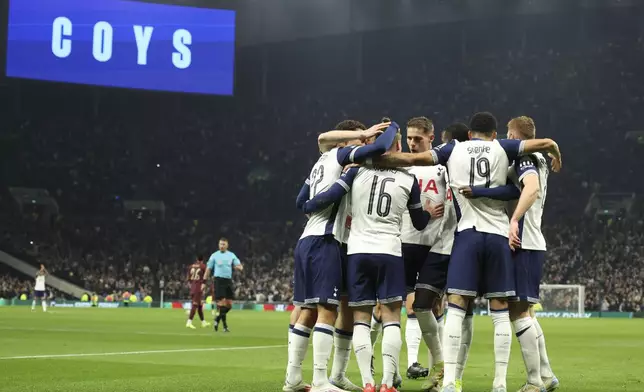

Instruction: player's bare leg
[289,305,303,338]
[413,288,443,392]
[440,294,472,392]
[405,292,429,380]
[284,307,317,392]
[310,303,344,391]
[379,300,404,392]
[489,298,512,392]
[351,306,377,390]
[330,297,362,391]
[529,307,558,391]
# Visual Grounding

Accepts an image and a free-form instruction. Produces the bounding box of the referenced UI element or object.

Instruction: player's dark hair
[219,237,228,243]
[469,112,497,136]
[197,255,204,261]
[406,117,434,134]
[380,116,392,123]
[444,122,470,142]
[334,119,367,131]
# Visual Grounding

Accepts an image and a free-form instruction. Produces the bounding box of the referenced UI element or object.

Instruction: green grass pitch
[0,307,642,391]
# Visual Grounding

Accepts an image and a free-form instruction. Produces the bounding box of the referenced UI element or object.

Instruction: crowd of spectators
[1,8,643,312]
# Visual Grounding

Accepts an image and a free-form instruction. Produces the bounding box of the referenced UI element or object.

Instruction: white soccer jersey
[300,147,357,241]
[431,171,457,255]
[347,167,417,256]
[508,152,548,251]
[432,138,525,238]
[401,165,446,247]
[35,274,46,291]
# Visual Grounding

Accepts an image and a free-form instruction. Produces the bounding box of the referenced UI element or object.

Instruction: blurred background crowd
[1,5,643,312]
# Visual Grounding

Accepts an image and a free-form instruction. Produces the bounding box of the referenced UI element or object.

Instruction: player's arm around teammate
[318,121,391,153]
[372,135,562,172]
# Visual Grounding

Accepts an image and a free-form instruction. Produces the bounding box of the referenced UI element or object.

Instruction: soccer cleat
[407,362,430,379]
[439,384,457,392]
[201,321,211,328]
[310,382,351,392]
[330,377,362,392]
[186,323,196,329]
[283,381,311,392]
[491,387,507,392]
[516,384,546,392]
[393,372,403,389]
[362,384,377,392]
[379,385,398,392]
[420,379,439,392]
[543,376,559,392]
[455,379,463,392]
[224,327,230,333]
[214,323,219,332]
[429,361,444,387]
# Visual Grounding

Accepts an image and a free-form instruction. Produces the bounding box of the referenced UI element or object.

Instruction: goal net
[537,284,586,317]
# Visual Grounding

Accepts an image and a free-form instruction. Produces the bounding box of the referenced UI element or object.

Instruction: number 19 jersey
[347,167,417,257]
[432,139,525,238]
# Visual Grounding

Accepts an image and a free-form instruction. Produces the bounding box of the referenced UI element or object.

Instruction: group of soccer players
[285,111,562,392]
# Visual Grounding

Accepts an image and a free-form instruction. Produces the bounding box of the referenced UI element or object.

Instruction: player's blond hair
[508,116,536,139]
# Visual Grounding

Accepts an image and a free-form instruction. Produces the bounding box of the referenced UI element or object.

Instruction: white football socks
[353,322,375,386]
[285,324,311,386]
[31,300,36,310]
[381,322,402,388]
[442,305,466,386]
[491,309,512,389]
[312,323,334,387]
[330,328,353,380]
[405,316,421,368]
[455,313,473,380]
[514,317,543,386]
[370,313,382,348]
[532,317,554,378]
[436,312,445,345]
[415,310,443,367]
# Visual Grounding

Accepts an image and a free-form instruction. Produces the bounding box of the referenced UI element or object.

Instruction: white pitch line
[0,344,286,360]
[0,326,210,337]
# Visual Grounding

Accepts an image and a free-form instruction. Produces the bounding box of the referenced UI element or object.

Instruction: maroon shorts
[190,290,203,304]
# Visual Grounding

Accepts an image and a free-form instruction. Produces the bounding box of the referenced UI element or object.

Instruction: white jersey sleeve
[442,139,523,237]
[400,165,446,247]
[347,167,416,256]
[507,152,548,251]
[300,147,346,239]
[431,171,456,255]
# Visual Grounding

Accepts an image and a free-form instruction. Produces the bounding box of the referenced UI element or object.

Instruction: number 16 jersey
[347,167,418,257]
[432,139,525,238]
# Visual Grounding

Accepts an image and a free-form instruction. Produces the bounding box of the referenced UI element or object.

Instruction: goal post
[538,284,586,317]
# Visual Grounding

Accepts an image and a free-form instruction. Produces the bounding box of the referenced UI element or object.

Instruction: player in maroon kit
[186,255,211,329]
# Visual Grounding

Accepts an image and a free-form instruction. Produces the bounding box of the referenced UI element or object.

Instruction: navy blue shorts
[447,229,515,299]
[340,243,349,295]
[416,252,450,294]
[34,290,46,299]
[510,249,545,304]
[347,253,405,307]
[402,243,430,293]
[293,235,342,308]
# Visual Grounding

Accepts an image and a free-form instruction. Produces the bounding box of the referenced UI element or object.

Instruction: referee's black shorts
[214,277,234,300]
